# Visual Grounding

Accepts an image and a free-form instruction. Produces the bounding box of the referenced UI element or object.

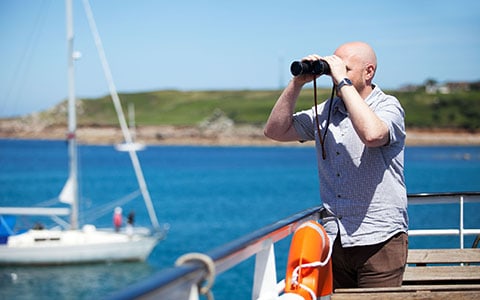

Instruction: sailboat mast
[128,103,136,141]
[66,0,79,230]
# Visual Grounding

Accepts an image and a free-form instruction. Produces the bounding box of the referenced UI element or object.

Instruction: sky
[0,0,479,117]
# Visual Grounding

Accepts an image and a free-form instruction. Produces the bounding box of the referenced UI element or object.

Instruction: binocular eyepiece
[290,60,331,76]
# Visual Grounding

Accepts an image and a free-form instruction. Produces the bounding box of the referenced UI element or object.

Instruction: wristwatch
[336,78,353,92]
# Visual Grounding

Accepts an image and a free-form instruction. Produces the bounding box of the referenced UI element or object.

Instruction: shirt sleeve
[292,108,316,141]
[372,95,406,146]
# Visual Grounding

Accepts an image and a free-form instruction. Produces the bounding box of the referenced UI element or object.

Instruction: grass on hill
[76,89,332,126]
[51,88,480,131]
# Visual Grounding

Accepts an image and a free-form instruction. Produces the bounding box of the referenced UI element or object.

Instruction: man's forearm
[340,85,389,147]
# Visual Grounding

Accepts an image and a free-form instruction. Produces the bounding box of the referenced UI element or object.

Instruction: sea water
[0,139,479,299]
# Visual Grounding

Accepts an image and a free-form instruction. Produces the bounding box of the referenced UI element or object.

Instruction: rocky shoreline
[1,117,479,146]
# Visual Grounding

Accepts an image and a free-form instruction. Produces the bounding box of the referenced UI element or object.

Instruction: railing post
[187,284,200,300]
[252,238,278,300]
[460,195,464,249]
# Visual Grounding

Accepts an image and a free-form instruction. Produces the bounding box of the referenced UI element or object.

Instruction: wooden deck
[333,249,480,299]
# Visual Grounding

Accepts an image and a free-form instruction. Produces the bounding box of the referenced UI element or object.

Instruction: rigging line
[81,190,141,224]
[35,196,62,207]
[2,0,53,115]
[50,215,70,230]
[82,0,161,231]
[0,216,14,235]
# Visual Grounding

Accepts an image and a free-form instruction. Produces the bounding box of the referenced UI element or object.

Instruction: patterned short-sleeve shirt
[293,85,408,247]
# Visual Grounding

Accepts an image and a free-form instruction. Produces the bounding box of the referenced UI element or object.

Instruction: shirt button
[336,173,341,177]
[337,194,341,198]
[336,151,340,156]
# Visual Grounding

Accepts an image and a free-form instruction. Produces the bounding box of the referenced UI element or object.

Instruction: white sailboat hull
[0,226,160,265]
[115,142,146,152]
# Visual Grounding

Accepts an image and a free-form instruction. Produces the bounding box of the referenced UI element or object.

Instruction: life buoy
[283,220,333,300]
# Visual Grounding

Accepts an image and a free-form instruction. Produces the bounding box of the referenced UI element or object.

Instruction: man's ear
[365,64,376,81]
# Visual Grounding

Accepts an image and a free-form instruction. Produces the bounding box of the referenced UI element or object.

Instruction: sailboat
[0,0,166,265]
[115,103,146,152]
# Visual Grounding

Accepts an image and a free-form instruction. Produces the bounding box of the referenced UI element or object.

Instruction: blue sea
[0,139,479,299]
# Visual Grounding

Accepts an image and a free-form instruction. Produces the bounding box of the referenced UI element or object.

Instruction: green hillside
[75,89,331,126]
[391,89,480,130]
[61,87,480,131]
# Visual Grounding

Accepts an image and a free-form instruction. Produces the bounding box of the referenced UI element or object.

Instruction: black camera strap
[313,77,335,160]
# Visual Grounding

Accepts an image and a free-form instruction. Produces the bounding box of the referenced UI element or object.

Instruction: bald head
[334,41,377,86]
[335,41,377,67]
[335,42,377,70]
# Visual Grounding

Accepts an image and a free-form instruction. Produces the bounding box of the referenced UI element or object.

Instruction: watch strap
[336,78,352,92]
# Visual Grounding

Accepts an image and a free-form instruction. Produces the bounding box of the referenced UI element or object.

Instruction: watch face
[345,78,352,85]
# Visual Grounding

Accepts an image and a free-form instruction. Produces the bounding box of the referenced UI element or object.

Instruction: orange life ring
[284,220,333,299]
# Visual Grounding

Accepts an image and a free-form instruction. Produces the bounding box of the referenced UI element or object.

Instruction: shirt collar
[334,84,381,114]
[364,84,380,106]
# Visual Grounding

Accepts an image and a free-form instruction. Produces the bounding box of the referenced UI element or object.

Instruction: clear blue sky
[1,0,479,117]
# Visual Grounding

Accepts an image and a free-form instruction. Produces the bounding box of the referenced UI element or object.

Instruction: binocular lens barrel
[290,60,331,76]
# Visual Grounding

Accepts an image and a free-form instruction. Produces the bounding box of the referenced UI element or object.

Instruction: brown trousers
[332,232,408,289]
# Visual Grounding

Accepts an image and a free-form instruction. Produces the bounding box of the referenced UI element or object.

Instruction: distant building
[398,84,419,92]
[445,82,471,92]
[426,83,450,94]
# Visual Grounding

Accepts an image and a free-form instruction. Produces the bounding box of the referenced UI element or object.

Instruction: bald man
[265,41,408,289]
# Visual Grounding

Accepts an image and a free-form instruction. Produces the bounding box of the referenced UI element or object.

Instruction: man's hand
[321,55,347,84]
